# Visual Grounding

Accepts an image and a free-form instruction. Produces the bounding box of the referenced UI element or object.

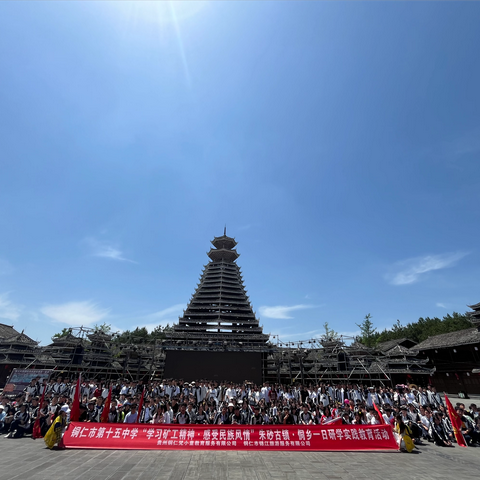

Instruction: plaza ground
[1,435,479,480]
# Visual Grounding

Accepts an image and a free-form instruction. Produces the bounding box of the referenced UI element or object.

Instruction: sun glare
[116,0,209,26]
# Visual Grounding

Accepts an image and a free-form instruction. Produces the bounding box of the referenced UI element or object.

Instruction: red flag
[373,402,386,425]
[100,385,112,423]
[70,373,82,422]
[32,384,46,439]
[445,393,467,447]
[136,386,145,424]
[321,416,342,425]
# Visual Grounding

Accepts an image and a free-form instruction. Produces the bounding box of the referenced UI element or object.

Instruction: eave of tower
[207,248,239,263]
[211,235,237,250]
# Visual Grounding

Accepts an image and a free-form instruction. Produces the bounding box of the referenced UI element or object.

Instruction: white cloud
[436,303,447,308]
[386,252,468,286]
[84,237,136,263]
[0,293,22,322]
[259,304,314,319]
[130,304,185,331]
[144,304,185,320]
[41,301,110,326]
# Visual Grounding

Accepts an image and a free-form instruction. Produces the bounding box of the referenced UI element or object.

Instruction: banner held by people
[62,423,398,451]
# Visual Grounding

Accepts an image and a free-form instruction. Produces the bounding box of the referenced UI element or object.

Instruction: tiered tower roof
[166,232,269,350]
[468,302,480,329]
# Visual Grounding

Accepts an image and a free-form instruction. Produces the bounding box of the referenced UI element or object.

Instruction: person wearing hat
[44,405,68,449]
[86,400,98,422]
[227,402,235,418]
[60,403,71,423]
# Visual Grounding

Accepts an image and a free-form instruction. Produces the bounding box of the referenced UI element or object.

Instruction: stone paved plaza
[0,436,478,480]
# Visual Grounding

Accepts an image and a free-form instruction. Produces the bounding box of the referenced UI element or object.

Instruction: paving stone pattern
[0,437,479,480]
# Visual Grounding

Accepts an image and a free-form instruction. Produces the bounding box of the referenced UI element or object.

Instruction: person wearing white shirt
[404,388,416,405]
[261,384,271,405]
[208,386,219,406]
[351,386,363,403]
[225,384,237,402]
[120,383,130,396]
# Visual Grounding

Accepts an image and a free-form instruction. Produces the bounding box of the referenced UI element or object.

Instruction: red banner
[62,422,398,451]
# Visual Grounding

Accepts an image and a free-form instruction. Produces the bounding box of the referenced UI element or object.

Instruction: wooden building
[0,324,38,386]
[163,232,270,383]
[263,335,433,386]
[411,302,480,395]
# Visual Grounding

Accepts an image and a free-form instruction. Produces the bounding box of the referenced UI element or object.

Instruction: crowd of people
[1,376,479,452]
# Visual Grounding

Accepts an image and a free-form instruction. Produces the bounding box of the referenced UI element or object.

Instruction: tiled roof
[411,327,480,351]
[349,341,370,351]
[384,345,411,356]
[376,338,417,352]
[0,323,37,345]
[0,323,18,339]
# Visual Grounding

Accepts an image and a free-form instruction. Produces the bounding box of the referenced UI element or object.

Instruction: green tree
[322,322,339,341]
[114,326,150,344]
[51,327,72,341]
[356,313,378,347]
[93,323,112,335]
[372,312,472,344]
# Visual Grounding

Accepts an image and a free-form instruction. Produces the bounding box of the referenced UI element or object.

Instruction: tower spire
[167,234,268,345]
[224,224,226,236]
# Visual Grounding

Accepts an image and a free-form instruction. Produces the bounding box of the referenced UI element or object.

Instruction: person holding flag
[70,374,82,423]
[444,393,467,447]
[136,386,145,423]
[100,384,113,423]
[373,402,386,425]
[32,388,46,439]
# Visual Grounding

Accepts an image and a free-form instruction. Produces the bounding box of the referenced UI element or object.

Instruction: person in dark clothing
[6,404,30,438]
[281,406,295,425]
[230,405,244,425]
[431,413,453,447]
[250,406,264,425]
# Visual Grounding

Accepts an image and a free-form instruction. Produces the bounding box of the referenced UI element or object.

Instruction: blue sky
[1,2,479,346]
